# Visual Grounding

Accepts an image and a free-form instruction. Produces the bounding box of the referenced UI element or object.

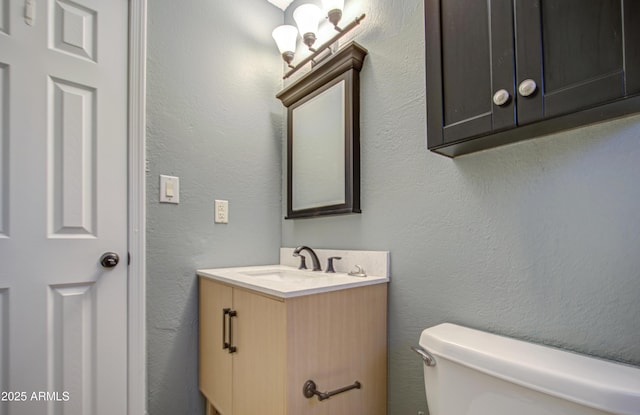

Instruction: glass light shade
[321,0,344,13]
[272,25,298,54]
[293,4,323,36]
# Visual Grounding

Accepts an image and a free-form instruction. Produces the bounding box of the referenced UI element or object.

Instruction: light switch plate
[160,175,179,204]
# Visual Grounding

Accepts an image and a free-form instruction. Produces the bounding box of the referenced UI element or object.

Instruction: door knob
[518,79,537,97]
[100,252,120,268]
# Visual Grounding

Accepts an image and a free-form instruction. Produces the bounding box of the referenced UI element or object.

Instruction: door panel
[441,0,491,126]
[49,283,97,414]
[429,0,517,145]
[489,0,517,132]
[51,0,97,62]
[0,287,7,415]
[285,285,387,415]
[0,0,7,36]
[514,0,544,125]
[48,76,97,237]
[232,289,285,415]
[0,62,6,237]
[542,0,622,92]
[440,0,492,143]
[540,0,625,117]
[0,0,128,414]
[625,1,640,94]
[199,278,233,414]
[544,72,624,118]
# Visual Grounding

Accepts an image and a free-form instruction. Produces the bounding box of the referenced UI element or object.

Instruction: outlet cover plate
[215,200,228,223]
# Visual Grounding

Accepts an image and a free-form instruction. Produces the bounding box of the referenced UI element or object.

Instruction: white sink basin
[241,269,313,282]
[197,265,388,298]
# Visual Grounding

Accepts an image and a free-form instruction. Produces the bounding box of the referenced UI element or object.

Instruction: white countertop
[197,264,389,298]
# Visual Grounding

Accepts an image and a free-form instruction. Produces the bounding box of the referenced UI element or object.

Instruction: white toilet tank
[415,323,640,415]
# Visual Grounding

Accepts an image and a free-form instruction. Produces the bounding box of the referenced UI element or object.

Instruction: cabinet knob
[492,89,511,106]
[518,79,537,97]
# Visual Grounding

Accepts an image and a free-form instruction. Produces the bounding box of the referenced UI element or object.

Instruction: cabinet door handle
[518,79,537,97]
[228,310,237,354]
[492,89,511,106]
[222,308,231,350]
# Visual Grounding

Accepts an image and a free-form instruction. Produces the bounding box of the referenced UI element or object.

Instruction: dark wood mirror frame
[276,42,367,219]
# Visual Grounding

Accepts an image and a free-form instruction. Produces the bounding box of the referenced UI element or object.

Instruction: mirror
[276,42,367,219]
[292,80,346,210]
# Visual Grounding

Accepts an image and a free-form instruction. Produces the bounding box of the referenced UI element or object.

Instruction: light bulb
[322,0,344,29]
[272,25,298,66]
[293,4,323,48]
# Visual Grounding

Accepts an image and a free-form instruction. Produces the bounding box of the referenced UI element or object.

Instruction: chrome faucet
[293,246,322,271]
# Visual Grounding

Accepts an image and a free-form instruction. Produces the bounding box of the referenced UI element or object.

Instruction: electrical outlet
[214,200,228,224]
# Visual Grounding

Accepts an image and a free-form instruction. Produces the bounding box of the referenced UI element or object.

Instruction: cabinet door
[232,289,286,415]
[516,0,632,123]
[200,278,233,414]
[426,0,516,147]
[285,284,388,415]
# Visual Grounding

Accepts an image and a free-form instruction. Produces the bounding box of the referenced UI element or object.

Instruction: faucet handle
[325,256,342,273]
[347,265,366,277]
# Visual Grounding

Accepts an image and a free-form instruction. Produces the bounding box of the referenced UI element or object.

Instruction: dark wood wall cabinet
[425,0,640,157]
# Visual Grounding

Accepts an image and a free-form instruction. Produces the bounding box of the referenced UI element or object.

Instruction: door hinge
[128,252,131,266]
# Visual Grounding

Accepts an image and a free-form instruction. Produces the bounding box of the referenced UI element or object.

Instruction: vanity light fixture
[272,1,365,79]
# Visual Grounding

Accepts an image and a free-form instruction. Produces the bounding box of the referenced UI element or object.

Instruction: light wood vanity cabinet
[199,276,388,415]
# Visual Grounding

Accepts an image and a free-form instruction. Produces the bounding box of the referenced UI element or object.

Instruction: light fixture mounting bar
[283,13,366,80]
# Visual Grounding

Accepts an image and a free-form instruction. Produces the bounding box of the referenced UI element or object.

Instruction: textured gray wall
[281,0,640,414]
[145,1,283,413]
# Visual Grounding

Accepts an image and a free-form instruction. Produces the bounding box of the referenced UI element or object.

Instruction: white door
[0,0,128,414]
